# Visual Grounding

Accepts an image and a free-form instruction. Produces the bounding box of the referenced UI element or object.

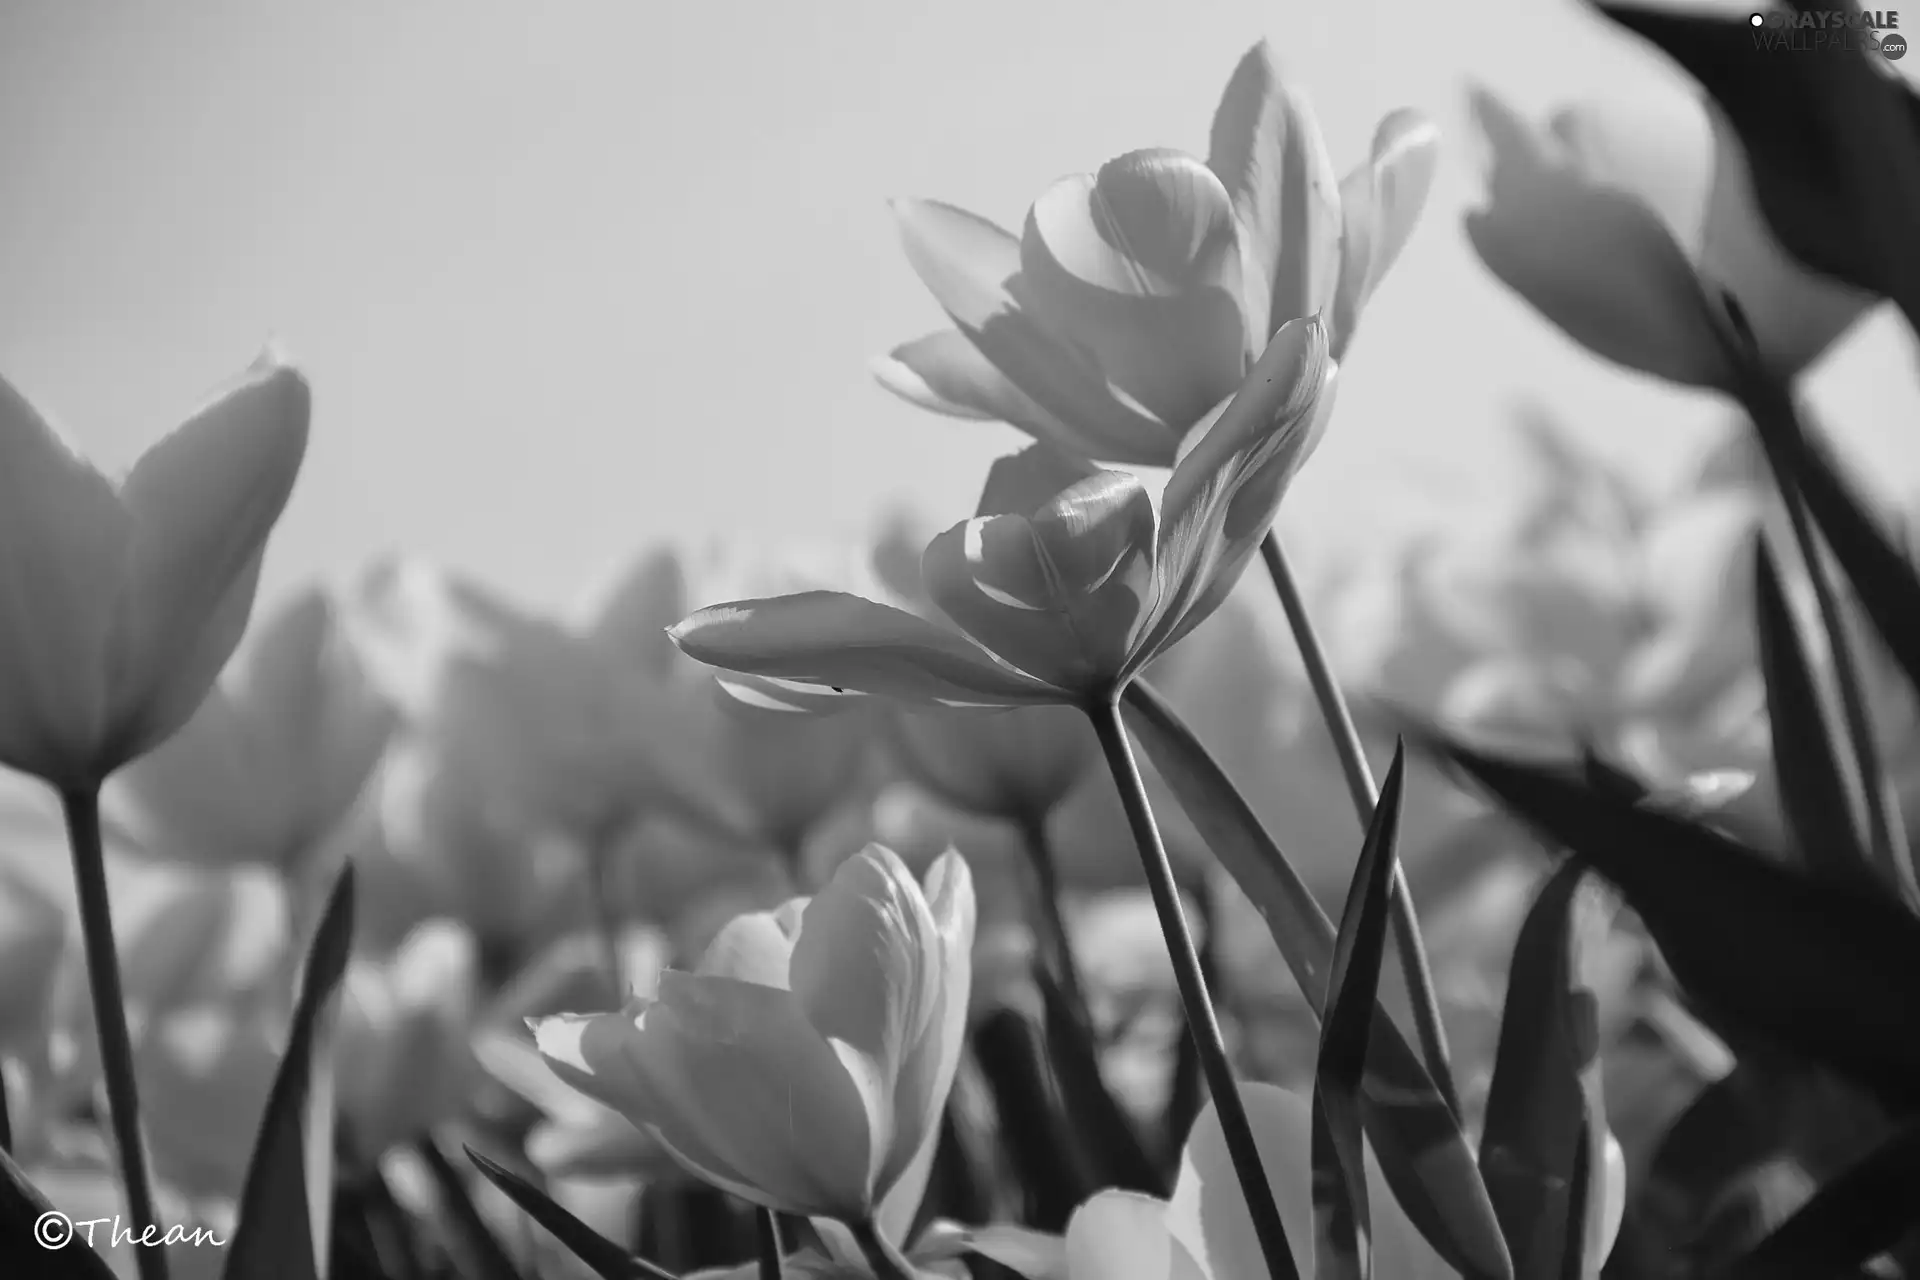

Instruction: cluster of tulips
[6,3,1920,1279]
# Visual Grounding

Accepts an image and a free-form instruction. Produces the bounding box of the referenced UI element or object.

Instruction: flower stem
[1258,531,1462,1120]
[1085,699,1300,1280]
[849,1220,916,1280]
[755,1206,785,1280]
[60,787,169,1280]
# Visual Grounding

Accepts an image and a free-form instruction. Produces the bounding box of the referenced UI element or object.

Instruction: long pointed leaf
[0,1146,122,1279]
[466,1146,678,1280]
[1477,861,1614,1279]
[221,863,355,1280]
[1122,682,1512,1280]
[1036,966,1167,1195]
[1751,535,1879,892]
[1718,1118,1920,1280]
[1432,742,1920,1111]
[415,1135,525,1280]
[1312,744,1408,1280]
[971,1004,1094,1232]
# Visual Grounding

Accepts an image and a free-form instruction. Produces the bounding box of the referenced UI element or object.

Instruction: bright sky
[3,0,1917,618]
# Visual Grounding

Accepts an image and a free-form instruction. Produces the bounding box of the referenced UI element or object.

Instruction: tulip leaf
[969,1006,1093,1232]
[221,862,355,1280]
[1750,535,1878,891]
[1122,682,1512,1280]
[1431,742,1920,1112]
[414,1135,525,1280]
[1311,743,1409,1280]
[1717,1118,1920,1280]
[466,1146,679,1280]
[1476,860,1613,1280]
[0,1147,122,1278]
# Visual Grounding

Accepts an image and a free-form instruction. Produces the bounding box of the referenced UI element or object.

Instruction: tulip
[877,42,1434,466]
[1464,80,1872,390]
[333,920,479,1160]
[0,862,66,1051]
[1003,1083,1626,1280]
[531,844,974,1249]
[104,587,396,877]
[0,350,310,790]
[672,317,1332,711]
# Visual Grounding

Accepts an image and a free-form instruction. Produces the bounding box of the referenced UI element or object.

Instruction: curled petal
[924,471,1156,693]
[874,330,1078,451]
[1331,108,1442,361]
[1131,318,1335,673]
[671,592,1063,707]
[891,199,1174,465]
[531,975,876,1217]
[108,352,312,768]
[1463,86,1732,389]
[695,897,806,988]
[1207,41,1343,339]
[974,444,1105,521]
[1019,150,1252,439]
[1069,1190,1209,1280]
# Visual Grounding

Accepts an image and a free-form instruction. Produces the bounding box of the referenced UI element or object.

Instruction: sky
[2,0,1917,621]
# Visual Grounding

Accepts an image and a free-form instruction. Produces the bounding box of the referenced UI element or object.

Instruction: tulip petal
[695,898,806,989]
[874,848,976,1240]
[1068,1190,1209,1280]
[1019,151,1252,436]
[1330,108,1441,361]
[532,976,876,1218]
[1207,41,1343,339]
[0,374,130,783]
[916,1219,1069,1278]
[105,354,311,771]
[1462,86,1733,389]
[974,444,1104,521]
[1552,91,1871,379]
[891,199,1175,465]
[874,330,1082,449]
[1131,319,1335,673]
[923,470,1156,694]
[670,591,1063,706]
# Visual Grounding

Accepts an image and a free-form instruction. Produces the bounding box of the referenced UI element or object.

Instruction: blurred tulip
[1465,80,1870,389]
[134,997,282,1202]
[878,42,1434,464]
[0,861,66,1049]
[674,320,1334,709]
[334,920,480,1160]
[889,703,1092,828]
[532,845,974,1239]
[105,587,396,876]
[0,350,309,789]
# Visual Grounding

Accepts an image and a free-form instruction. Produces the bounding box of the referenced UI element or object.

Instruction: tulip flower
[672,317,1332,712]
[0,349,310,790]
[531,844,974,1248]
[998,1083,1625,1280]
[333,920,480,1160]
[0,862,66,1051]
[1464,80,1872,390]
[104,587,396,877]
[877,42,1433,466]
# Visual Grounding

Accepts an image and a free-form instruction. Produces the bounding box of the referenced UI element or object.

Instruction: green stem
[755,1207,785,1280]
[849,1220,916,1280]
[1015,813,1091,1031]
[1258,531,1462,1120]
[1085,699,1300,1280]
[61,787,170,1280]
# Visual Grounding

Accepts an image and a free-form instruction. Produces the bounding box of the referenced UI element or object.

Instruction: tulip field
[5,5,1920,1279]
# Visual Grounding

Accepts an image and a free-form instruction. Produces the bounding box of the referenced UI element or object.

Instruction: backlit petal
[974,444,1104,521]
[671,591,1063,706]
[892,198,1174,465]
[1019,151,1251,440]
[1330,109,1441,361]
[696,898,807,988]
[1207,42,1342,339]
[106,352,311,771]
[1068,1190,1209,1280]
[0,374,130,783]
[874,330,1086,452]
[1463,86,1732,389]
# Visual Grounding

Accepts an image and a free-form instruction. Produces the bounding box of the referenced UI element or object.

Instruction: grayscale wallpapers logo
[1750,8,1907,57]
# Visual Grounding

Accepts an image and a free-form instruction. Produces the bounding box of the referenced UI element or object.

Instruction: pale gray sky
[3,0,1916,616]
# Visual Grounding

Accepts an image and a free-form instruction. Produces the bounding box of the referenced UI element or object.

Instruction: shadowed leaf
[1431,742,1920,1111]
[1718,1118,1920,1280]
[1123,682,1512,1280]
[221,864,356,1280]
[0,1147,121,1278]
[1311,743,1409,1280]
[467,1146,678,1280]
[1478,860,1613,1279]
